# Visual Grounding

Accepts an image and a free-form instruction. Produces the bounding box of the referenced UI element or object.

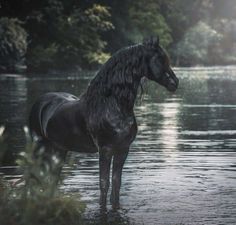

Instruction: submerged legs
[110,151,128,208]
[99,149,112,208]
[99,147,129,209]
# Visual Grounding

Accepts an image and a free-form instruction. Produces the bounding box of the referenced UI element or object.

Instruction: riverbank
[1,65,236,80]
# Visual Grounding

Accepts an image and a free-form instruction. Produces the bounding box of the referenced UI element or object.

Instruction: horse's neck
[86,70,142,112]
[111,76,141,110]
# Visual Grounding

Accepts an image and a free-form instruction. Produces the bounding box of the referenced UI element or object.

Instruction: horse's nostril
[172,76,179,86]
[171,78,177,86]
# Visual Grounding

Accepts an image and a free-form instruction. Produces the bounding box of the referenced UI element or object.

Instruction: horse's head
[143,37,179,92]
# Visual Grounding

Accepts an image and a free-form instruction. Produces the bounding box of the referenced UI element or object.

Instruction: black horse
[29,37,179,209]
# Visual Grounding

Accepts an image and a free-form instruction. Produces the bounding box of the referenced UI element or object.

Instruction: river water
[0,67,236,225]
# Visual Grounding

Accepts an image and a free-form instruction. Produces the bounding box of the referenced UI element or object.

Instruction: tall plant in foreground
[0,142,85,225]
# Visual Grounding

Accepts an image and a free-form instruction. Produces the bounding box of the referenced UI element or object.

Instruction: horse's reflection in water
[86,208,132,225]
[29,37,179,209]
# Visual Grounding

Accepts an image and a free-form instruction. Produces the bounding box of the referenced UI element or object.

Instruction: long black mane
[84,44,148,110]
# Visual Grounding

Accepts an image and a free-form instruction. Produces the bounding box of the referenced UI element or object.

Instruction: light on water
[0,67,236,224]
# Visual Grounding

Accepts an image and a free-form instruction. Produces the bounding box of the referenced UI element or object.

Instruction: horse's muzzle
[166,70,179,92]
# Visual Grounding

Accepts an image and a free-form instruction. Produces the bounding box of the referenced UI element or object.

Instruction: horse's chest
[90,112,137,148]
[111,116,136,135]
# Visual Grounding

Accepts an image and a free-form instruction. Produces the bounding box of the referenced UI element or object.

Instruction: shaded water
[0,67,236,224]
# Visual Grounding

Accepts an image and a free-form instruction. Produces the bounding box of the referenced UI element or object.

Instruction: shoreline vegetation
[0,140,86,225]
[0,1,236,74]
[1,65,236,79]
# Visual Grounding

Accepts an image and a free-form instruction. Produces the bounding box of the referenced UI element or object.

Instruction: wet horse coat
[29,37,179,208]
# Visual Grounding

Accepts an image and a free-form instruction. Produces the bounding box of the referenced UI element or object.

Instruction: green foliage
[0,142,85,225]
[0,17,27,73]
[128,0,172,48]
[26,3,113,72]
[58,4,113,67]
[211,19,236,65]
[175,22,222,66]
[27,43,59,71]
[1,0,236,70]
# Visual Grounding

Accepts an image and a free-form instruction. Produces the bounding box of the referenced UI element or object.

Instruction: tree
[0,18,27,73]
[175,21,222,66]
[26,3,114,72]
[127,0,172,48]
[0,0,114,72]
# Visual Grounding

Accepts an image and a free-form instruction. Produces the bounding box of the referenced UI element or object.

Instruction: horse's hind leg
[99,147,113,209]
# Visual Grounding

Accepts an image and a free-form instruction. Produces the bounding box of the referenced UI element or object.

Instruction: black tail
[28,96,51,141]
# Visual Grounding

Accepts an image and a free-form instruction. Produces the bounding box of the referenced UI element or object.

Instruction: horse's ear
[142,37,149,46]
[143,36,159,49]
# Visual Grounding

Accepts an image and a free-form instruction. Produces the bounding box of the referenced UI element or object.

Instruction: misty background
[0,0,236,74]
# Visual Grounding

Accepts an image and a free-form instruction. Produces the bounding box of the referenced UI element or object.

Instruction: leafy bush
[0,142,85,225]
[128,0,172,48]
[0,18,27,73]
[175,21,222,66]
[211,19,236,65]
[26,3,113,72]
[26,43,59,72]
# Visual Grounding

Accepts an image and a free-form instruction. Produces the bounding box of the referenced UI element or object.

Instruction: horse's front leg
[110,150,129,209]
[99,148,112,208]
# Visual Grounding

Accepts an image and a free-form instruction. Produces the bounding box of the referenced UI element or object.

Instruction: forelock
[143,36,159,50]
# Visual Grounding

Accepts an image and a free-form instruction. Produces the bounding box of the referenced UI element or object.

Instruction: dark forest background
[0,0,236,73]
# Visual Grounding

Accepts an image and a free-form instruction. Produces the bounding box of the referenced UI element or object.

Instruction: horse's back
[29,92,78,139]
[29,92,97,153]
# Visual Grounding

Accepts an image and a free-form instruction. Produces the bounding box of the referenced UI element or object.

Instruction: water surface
[0,67,236,224]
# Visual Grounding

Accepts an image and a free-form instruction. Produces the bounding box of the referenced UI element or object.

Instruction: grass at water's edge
[0,183,85,225]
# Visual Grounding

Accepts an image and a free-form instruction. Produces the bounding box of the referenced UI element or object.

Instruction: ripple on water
[1,69,236,224]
